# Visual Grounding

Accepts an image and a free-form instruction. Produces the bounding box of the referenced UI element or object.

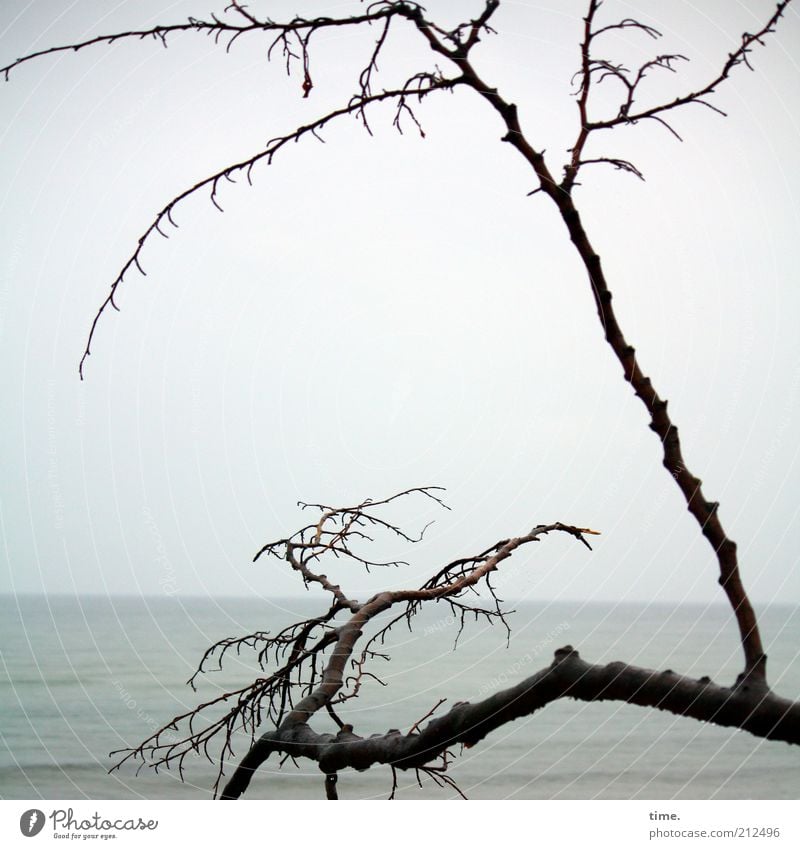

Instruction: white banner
[2,800,797,848]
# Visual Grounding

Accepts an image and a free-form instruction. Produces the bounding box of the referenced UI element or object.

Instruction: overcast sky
[1,0,799,608]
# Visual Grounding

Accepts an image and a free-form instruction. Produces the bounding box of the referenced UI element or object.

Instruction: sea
[1,595,797,801]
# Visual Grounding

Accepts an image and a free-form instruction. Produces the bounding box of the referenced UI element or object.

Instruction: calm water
[0,595,797,800]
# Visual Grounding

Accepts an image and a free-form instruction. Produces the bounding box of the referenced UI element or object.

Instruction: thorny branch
[515,0,792,684]
[1,2,473,379]
[75,71,460,379]
[0,4,419,82]
[405,0,786,686]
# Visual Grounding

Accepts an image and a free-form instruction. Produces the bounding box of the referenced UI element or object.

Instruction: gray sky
[1,0,799,607]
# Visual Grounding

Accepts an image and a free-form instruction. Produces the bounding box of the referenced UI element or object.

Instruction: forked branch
[563,0,792,189]
[435,1,790,685]
[111,488,598,796]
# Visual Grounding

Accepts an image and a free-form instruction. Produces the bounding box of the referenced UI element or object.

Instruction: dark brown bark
[221,645,800,799]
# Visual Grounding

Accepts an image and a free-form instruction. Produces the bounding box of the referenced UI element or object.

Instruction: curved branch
[278,522,597,729]
[221,645,800,798]
[1,22,247,80]
[576,156,645,181]
[563,0,601,189]
[77,75,462,378]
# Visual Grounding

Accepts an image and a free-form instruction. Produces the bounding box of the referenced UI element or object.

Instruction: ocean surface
[0,595,797,801]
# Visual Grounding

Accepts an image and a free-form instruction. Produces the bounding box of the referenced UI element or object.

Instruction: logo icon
[19,809,46,837]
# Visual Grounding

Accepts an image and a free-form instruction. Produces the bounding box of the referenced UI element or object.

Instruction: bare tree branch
[426,1,792,686]
[562,0,792,189]
[1,3,480,379]
[589,1,793,134]
[220,645,800,799]
[0,5,416,81]
[577,157,645,180]
[110,489,598,796]
[77,73,462,379]
[6,0,797,801]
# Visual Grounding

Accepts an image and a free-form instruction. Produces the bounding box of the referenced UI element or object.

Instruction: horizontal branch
[221,645,800,798]
[0,6,405,80]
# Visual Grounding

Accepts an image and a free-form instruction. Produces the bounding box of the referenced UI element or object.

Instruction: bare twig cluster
[561,0,792,190]
[111,487,598,797]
